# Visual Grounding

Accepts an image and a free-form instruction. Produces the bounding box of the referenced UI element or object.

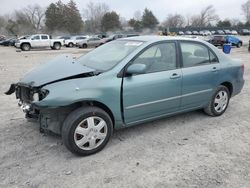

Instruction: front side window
[180,42,210,67]
[131,42,177,73]
[32,35,40,40]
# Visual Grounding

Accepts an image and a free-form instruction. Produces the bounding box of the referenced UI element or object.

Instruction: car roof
[120,35,208,43]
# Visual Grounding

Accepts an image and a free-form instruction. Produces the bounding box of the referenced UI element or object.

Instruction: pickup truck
[15,34,64,51]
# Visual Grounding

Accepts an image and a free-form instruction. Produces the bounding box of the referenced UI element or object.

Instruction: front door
[123,42,182,124]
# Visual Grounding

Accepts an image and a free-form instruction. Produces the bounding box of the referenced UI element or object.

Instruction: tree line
[0,0,250,36]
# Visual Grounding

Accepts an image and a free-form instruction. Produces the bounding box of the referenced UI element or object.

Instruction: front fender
[33,75,123,124]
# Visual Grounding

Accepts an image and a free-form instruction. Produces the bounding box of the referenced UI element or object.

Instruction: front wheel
[53,43,61,50]
[62,106,113,156]
[204,86,230,116]
[21,43,31,51]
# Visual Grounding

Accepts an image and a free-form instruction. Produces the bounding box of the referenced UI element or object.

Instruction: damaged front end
[5,83,49,119]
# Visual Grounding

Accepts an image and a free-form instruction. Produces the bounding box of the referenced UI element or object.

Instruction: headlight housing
[32,89,49,102]
[33,93,39,102]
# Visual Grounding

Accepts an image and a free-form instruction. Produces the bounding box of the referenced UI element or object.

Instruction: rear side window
[41,35,48,40]
[180,42,210,67]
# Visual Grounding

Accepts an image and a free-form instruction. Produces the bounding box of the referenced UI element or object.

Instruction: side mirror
[126,64,146,76]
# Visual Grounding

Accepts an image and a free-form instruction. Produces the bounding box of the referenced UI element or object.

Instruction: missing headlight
[33,93,39,102]
[32,89,49,102]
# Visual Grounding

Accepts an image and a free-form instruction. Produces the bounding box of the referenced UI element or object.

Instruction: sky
[0,0,247,22]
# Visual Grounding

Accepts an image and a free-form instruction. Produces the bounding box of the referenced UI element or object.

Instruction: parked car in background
[185,31,192,35]
[239,29,250,35]
[200,30,212,36]
[57,36,71,40]
[100,34,125,44]
[208,36,225,46]
[65,36,89,47]
[125,34,140,38]
[231,30,238,35]
[94,33,108,39]
[211,31,216,35]
[215,30,225,35]
[225,35,243,47]
[5,36,244,156]
[177,31,184,35]
[224,30,232,35]
[192,31,199,35]
[76,37,102,48]
[0,38,18,46]
[15,34,64,51]
[208,35,242,47]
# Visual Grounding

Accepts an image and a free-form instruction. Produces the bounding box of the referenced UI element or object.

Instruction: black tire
[62,106,113,156]
[68,43,74,47]
[53,42,61,50]
[204,85,230,116]
[237,42,242,48]
[21,43,31,51]
[82,43,88,48]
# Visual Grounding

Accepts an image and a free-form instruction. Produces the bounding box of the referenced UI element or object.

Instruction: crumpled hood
[20,54,95,87]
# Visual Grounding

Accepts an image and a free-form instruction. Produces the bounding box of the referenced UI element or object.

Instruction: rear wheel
[204,86,230,116]
[21,43,31,51]
[62,106,113,156]
[237,42,242,48]
[82,43,88,48]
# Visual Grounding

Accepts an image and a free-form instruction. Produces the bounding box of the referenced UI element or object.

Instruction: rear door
[41,35,50,47]
[123,41,182,124]
[179,41,220,110]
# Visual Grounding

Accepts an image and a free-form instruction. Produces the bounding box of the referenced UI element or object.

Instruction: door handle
[211,67,218,72]
[170,73,181,79]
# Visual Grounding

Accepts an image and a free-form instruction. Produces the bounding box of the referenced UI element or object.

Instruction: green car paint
[6,36,245,133]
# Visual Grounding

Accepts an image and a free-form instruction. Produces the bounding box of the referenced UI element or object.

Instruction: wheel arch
[21,42,31,47]
[220,81,233,96]
[67,100,115,127]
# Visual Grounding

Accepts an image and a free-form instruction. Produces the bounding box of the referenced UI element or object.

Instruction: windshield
[76,40,143,71]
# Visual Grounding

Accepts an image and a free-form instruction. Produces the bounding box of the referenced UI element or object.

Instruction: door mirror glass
[126,64,146,75]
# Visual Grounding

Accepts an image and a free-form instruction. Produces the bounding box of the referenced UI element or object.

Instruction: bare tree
[13,4,45,34]
[191,5,219,27]
[242,0,250,24]
[162,14,185,28]
[0,15,9,34]
[83,2,109,32]
[25,5,45,32]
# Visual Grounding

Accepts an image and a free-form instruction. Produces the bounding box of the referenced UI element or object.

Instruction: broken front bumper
[5,83,74,135]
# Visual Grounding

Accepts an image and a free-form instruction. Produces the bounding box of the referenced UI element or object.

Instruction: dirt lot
[0,42,250,188]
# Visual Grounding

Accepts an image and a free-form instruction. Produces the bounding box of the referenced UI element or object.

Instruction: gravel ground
[0,43,249,188]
